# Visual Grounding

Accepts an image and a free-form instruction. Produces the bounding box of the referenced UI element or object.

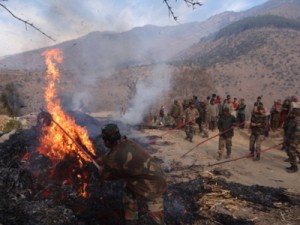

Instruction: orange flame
[37,48,96,167]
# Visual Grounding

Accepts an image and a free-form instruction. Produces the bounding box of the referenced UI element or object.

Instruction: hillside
[172,15,300,110]
[1,0,300,73]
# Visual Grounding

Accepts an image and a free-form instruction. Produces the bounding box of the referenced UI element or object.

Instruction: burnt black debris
[215,178,300,208]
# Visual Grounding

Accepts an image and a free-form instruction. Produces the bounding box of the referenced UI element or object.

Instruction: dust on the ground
[141,126,299,194]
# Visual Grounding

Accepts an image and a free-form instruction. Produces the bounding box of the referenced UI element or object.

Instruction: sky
[0,0,268,57]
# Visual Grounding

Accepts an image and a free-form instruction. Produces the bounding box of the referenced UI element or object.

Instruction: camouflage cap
[101,123,120,139]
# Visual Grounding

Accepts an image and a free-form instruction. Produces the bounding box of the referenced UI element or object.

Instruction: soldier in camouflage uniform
[217,107,236,160]
[99,124,167,225]
[183,102,200,142]
[170,100,182,127]
[249,105,267,161]
[284,109,300,173]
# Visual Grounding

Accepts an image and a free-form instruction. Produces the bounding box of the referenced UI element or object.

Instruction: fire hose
[39,110,102,172]
[148,118,195,143]
[207,142,283,167]
[181,121,246,158]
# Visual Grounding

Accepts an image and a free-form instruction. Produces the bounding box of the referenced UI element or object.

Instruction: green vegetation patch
[215,15,300,40]
[2,119,22,133]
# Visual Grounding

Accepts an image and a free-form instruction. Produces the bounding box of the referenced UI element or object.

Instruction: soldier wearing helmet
[99,123,167,225]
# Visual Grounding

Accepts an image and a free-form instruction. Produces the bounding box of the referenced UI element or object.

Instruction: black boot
[253,154,260,161]
[248,151,254,158]
[286,166,298,173]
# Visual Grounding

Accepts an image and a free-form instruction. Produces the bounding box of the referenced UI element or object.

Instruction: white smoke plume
[120,64,171,125]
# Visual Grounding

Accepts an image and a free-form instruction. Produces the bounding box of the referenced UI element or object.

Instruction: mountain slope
[172,15,300,110]
[1,0,300,74]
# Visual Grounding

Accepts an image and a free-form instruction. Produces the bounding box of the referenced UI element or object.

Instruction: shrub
[1,83,22,117]
[2,119,22,133]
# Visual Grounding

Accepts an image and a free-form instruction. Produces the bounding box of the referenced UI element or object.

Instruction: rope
[181,121,245,158]
[148,118,194,143]
[207,142,283,167]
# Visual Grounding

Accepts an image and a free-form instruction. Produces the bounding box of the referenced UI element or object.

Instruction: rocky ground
[138,122,300,225]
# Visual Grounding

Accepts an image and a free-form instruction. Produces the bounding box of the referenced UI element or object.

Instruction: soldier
[284,108,300,173]
[193,96,208,137]
[249,105,267,161]
[158,106,165,126]
[170,100,182,127]
[236,98,246,129]
[254,96,263,109]
[183,101,200,142]
[98,124,167,225]
[217,107,236,160]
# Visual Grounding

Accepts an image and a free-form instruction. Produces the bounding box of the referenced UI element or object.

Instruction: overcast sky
[0,0,268,57]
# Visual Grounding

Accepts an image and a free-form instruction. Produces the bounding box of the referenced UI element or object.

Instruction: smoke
[120,64,171,125]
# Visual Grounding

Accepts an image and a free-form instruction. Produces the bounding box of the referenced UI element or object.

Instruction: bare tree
[163,0,203,21]
[0,0,55,41]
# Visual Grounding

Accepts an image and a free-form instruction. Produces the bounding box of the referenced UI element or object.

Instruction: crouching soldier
[284,109,300,173]
[98,124,167,224]
[249,105,267,161]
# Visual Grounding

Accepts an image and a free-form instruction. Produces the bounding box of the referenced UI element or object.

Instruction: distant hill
[1,0,300,74]
[172,15,300,110]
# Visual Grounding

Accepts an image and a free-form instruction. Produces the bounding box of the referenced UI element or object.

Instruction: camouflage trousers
[123,187,165,225]
[218,136,232,156]
[172,117,182,127]
[287,139,300,167]
[249,133,264,156]
[185,123,197,141]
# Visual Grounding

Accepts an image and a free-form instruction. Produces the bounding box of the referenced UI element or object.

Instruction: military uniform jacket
[217,114,236,138]
[170,103,182,118]
[183,107,199,124]
[250,113,267,135]
[102,138,167,199]
[285,116,300,141]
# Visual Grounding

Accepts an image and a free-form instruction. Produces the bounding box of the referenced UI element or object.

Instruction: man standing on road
[284,108,300,173]
[249,105,267,161]
[98,124,167,225]
[217,107,236,160]
[170,100,182,127]
[183,101,200,142]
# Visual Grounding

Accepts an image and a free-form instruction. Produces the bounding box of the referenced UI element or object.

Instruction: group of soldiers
[95,95,299,224]
[160,94,300,173]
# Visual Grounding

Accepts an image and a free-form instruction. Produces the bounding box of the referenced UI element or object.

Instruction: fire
[36,48,96,198]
